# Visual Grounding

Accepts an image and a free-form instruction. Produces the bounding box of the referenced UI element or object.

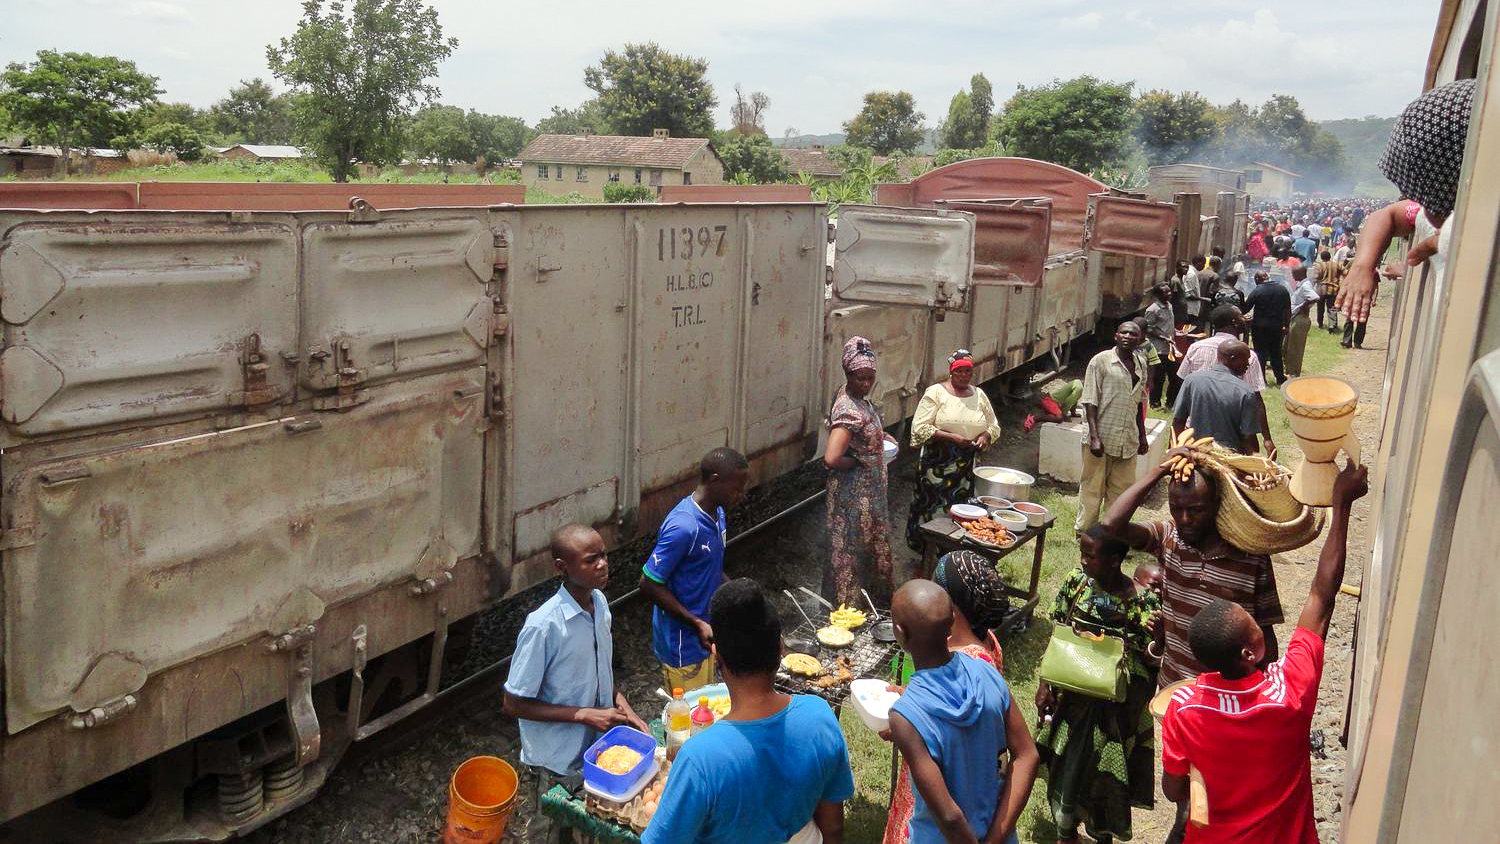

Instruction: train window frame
[1377,349,1500,837]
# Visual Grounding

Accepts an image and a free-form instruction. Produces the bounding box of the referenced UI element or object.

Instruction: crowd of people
[492,78,1477,844]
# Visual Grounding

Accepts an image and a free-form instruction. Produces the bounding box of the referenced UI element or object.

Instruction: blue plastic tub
[582,725,657,798]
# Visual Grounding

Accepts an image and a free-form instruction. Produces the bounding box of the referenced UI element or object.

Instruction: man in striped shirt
[1101,450,1284,687]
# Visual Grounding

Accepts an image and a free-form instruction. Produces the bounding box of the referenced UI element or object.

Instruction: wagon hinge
[491,304,511,341]
[346,197,381,223]
[236,333,283,410]
[409,570,452,596]
[485,371,505,421]
[0,523,36,551]
[65,694,138,730]
[310,340,369,411]
[266,623,321,766]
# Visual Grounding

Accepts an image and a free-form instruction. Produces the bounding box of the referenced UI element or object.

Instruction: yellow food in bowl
[596,745,644,775]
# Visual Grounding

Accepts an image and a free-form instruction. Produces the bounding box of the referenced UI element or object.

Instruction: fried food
[961,516,1014,546]
[835,655,854,683]
[829,604,867,629]
[816,625,854,647]
[782,653,824,676]
[595,745,644,775]
[707,695,731,717]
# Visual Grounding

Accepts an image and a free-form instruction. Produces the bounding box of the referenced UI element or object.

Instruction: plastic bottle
[664,688,691,759]
[690,696,715,735]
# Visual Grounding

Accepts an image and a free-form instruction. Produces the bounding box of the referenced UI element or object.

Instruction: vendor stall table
[540,783,642,843]
[915,513,1058,629]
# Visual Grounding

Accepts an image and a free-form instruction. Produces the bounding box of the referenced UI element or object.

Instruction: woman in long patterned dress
[904,349,1002,551]
[882,550,1013,844]
[823,336,895,605]
[1035,525,1162,844]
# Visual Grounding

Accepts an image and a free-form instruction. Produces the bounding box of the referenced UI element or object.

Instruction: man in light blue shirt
[504,524,646,842]
[644,579,855,844]
[1285,266,1321,378]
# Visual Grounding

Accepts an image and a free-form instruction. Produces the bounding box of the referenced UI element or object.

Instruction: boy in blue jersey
[644,578,855,844]
[888,579,1039,844]
[639,447,750,692]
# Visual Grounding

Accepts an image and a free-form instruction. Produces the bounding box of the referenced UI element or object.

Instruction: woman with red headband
[904,349,1003,552]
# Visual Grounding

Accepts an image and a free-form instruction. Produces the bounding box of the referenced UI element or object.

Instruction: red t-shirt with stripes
[1161,627,1324,843]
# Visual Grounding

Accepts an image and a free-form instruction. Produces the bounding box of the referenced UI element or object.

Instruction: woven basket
[1209,462,1326,555]
[1232,470,1303,522]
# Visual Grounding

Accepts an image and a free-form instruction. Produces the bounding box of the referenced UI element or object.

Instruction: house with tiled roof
[778,147,843,180]
[517,130,725,199]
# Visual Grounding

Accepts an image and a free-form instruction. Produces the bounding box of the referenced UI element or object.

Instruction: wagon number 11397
[659,226,728,260]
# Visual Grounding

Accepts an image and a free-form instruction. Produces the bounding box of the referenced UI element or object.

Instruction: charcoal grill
[775,610,900,708]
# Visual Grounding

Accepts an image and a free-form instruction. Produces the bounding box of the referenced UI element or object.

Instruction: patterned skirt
[1036,674,1157,841]
[904,440,978,552]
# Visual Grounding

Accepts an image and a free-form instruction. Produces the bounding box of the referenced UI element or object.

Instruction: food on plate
[829,604,867,629]
[781,653,824,676]
[960,516,1015,546]
[706,694,731,717]
[595,745,645,775]
[816,625,855,647]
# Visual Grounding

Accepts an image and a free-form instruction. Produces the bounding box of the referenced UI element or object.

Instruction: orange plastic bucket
[444,756,518,844]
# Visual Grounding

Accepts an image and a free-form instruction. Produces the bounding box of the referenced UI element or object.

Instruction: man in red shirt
[1159,461,1367,842]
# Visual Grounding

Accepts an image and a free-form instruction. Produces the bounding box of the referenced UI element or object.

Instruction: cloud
[1058,11,1102,30]
[126,0,190,21]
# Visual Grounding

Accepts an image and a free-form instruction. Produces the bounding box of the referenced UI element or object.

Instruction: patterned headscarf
[948,348,974,372]
[933,550,1011,636]
[841,335,877,373]
[1379,78,1476,225]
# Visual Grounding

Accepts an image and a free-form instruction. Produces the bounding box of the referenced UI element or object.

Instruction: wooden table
[915,513,1058,629]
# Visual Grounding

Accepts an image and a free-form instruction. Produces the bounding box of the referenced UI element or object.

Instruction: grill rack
[775,611,900,708]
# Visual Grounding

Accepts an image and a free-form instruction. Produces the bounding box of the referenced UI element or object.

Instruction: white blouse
[910,382,1002,446]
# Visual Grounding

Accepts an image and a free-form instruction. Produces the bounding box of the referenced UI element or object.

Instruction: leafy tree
[993,75,1134,172]
[141,102,210,133]
[941,73,992,149]
[603,183,655,202]
[583,43,716,137]
[266,0,457,182]
[729,85,770,135]
[141,122,206,160]
[407,104,473,163]
[717,133,789,183]
[843,91,925,155]
[0,51,161,169]
[1134,90,1219,164]
[468,112,532,164]
[932,140,1008,167]
[209,78,295,144]
[534,101,606,136]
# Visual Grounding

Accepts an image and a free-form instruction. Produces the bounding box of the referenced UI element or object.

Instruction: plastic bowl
[582,725,657,799]
[1011,501,1049,527]
[993,510,1029,532]
[850,679,900,733]
[882,439,899,464]
[949,504,987,522]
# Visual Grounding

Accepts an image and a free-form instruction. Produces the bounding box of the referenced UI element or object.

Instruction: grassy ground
[845,322,1351,843]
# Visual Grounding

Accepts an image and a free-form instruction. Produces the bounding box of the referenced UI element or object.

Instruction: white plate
[949,504,987,521]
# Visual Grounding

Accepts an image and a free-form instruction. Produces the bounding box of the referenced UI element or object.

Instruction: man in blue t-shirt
[640,447,750,693]
[888,580,1039,844]
[643,578,855,844]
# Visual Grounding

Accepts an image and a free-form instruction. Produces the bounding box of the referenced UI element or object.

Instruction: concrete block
[1038,417,1171,484]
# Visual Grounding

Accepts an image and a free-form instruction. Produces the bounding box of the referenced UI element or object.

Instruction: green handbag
[1038,621,1129,703]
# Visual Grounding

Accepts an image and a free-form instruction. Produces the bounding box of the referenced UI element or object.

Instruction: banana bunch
[1161,427,1216,483]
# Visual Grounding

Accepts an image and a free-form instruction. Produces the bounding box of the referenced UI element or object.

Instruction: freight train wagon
[0,162,1206,839]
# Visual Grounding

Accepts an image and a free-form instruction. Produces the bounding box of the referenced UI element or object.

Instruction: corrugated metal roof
[1248,161,1302,178]
[517,134,711,168]
[225,144,306,159]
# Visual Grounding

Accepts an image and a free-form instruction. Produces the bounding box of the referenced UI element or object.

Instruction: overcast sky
[4,1,1437,134]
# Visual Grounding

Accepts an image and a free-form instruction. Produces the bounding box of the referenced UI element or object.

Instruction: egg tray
[584,757,672,834]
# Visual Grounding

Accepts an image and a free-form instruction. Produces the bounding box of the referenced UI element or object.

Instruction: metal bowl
[783,635,820,656]
[974,466,1036,502]
[872,620,896,643]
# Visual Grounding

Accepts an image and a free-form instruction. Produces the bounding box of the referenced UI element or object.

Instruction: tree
[209,78,295,144]
[0,51,161,170]
[717,133,789,183]
[843,91,925,155]
[992,76,1134,172]
[583,43,717,137]
[941,73,992,149]
[1134,90,1220,164]
[467,112,532,164]
[729,85,770,135]
[266,0,457,182]
[534,101,606,136]
[407,104,473,163]
[141,122,206,160]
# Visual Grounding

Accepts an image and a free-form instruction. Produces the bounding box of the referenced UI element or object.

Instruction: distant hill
[1318,116,1398,198]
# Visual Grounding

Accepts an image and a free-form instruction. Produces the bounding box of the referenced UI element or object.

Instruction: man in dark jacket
[1244,272,1291,385]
